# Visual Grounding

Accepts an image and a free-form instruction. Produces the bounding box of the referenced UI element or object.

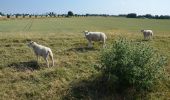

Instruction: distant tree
[0,12,4,16]
[49,12,55,17]
[15,14,20,18]
[23,14,25,18]
[154,15,159,19]
[118,14,127,17]
[85,14,88,16]
[7,14,10,18]
[136,14,170,19]
[29,15,32,18]
[144,14,153,19]
[68,11,74,17]
[61,14,66,17]
[159,15,164,19]
[74,14,78,17]
[159,15,170,19]
[126,13,137,18]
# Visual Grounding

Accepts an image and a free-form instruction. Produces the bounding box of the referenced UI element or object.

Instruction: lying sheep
[27,41,54,67]
[83,31,107,48]
[141,30,153,40]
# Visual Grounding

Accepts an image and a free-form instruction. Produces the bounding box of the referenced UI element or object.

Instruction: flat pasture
[0,17,169,99]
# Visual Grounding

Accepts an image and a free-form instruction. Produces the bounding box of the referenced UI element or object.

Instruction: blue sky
[0,0,170,15]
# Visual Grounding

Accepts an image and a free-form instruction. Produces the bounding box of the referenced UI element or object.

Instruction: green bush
[100,39,167,91]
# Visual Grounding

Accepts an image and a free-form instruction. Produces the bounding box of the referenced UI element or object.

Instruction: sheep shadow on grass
[67,43,99,52]
[67,47,98,52]
[8,60,40,71]
[135,38,153,43]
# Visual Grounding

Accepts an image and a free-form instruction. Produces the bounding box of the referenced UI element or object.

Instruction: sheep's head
[27,41,35,47]
[83,30,89,35]
[141,30,145,32]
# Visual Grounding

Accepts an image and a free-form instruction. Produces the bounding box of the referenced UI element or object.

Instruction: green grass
[0,17,170,99]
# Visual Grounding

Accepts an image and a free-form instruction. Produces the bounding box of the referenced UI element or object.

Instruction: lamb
[27,41,54,67]
[141,30,153,40]
[83,31,107,48]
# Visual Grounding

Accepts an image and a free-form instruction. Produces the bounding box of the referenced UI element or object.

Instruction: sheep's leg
[45,57,49,68]
[52,58,54,67]
[49,53,54,67]
[147,34,150,40]
[103,43,106,48]
[144,35,147,40]
[143,34,145,40]
[88,41,92,48]
[102,40,106,48]
[150,35,152,40]
[88,41,91,48]
[144,33,147,40]
[146,34,148,40]
[36,55,39,63]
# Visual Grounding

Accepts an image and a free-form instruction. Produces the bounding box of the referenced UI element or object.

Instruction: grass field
[0,17,170,99]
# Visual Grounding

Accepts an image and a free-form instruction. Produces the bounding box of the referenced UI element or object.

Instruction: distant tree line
[124,13,170,19]
[0,11,114,19]
[1,11,170,19]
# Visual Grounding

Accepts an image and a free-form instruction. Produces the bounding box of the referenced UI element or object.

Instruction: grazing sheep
[141,30,153,40]
[83,31,107,48]
[27,41,54,67]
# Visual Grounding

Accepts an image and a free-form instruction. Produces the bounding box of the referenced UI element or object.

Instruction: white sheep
[27,41,54,67]
[141,30,153,40]
[83,31,107,48]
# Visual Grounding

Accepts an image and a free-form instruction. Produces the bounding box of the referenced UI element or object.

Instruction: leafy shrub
[100,39,167,91]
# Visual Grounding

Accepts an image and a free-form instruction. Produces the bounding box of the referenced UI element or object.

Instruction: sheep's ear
[30,41,34,44]
[26,39,31,42]
[84,30,89,33]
